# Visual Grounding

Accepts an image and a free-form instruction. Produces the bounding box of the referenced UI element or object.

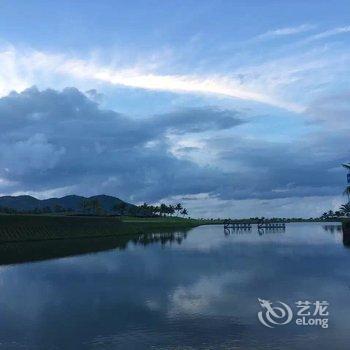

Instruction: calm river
[0,223,349,349]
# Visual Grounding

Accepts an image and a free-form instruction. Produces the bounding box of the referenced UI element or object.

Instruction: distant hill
[0,194,141,216]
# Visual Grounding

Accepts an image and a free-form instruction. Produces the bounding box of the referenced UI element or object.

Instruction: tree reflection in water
[321,223,350,248]
[0,229,190,266]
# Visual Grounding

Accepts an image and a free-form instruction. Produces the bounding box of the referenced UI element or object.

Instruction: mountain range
[0,195,138,215]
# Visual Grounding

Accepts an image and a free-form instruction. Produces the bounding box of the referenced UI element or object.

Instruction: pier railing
[223,219,286,234]
[223,220,252,230]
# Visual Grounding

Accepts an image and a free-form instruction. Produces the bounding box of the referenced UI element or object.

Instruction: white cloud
[1,39,348,123]
[0,49,31,96]
[167,272,243,316]
[307,25,350,41]
[0,45,304,113]
[229,46,350,107]
[59,59,304,112]
[258,24,315,39]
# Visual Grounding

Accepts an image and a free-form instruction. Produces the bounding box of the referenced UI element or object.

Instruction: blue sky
[0,0,349,217]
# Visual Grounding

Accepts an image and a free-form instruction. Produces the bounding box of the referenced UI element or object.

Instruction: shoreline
[0,214,202,243]
[0,214,345,244]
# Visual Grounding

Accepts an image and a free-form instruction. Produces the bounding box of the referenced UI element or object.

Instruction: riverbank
[0,214,204,243]
[0,214,342,243]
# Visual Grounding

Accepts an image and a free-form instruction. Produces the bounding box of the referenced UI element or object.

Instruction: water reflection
[224,225,286,236]
[257,227,286,235]
[224,226,252,236]
[132,231,188,246]
[0,229,190,266]
[0,223,349,349]
[322,224,343,234]
[321,223,350,248]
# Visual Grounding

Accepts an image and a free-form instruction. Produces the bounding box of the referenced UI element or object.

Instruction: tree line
[0,200,189,218]
[78,199,189,217]
[319,183,350,220]
[320,203,350,219]
[137,202,188,217]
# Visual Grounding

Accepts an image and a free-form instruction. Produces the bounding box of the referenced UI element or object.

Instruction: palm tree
[327,210,334,217]
[138,202,157,217]
[340,203,350,217]
[160,203,168,217]
[152,205,160,217]
[168,205,175,216]
[180,208,188,217]
[140,202,148,210]
[175,203,183,216]
[321,212,328,220]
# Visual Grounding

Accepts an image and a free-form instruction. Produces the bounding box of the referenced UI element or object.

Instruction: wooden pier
[223,220,252,230]
[223,220,286,234]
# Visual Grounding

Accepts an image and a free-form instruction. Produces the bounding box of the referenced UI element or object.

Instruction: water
[0,223,349,349]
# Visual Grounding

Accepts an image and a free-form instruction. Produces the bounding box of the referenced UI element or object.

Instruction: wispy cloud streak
[257,24,315,39]
[308,25,350,41]
[0,46,304,113]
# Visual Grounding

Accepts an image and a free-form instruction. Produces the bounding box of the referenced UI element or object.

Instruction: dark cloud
[85,89,104,103]
[151,107,244,134]
[0,87,347,203]
[0,87,240,201]
[206,132,349,199]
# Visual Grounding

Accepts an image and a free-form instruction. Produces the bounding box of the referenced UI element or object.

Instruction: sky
[0,0,349,218]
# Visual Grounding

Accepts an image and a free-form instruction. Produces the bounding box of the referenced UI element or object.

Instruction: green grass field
[0,214,207,243]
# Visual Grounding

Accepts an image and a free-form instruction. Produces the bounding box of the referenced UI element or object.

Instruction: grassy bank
[0,214,203,243]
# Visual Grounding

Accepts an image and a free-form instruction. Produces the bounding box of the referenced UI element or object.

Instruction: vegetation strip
[0,215,203,243]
